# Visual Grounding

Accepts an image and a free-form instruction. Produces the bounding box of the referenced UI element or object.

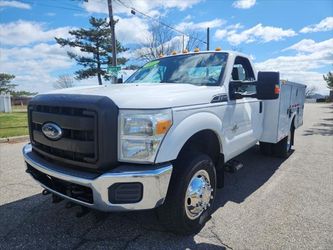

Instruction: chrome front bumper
[23,144,173,211]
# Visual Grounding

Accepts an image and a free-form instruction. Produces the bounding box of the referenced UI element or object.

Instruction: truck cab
[23,51,305,235]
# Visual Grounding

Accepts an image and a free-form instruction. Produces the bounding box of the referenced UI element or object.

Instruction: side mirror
[117,78,123,83]
[229,80,257,100]
[256,71,280,100]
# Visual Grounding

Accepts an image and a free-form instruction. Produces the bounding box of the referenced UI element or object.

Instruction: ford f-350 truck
[23,51,306,234]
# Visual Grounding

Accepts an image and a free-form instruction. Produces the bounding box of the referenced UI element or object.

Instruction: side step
[225,159,244,173]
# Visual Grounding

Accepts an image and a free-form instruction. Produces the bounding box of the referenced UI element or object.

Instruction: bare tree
[136,22,176,62]
[305,85,318,98]
[136,21,205,62]
[185,31,205,51]
[54,75,75,89]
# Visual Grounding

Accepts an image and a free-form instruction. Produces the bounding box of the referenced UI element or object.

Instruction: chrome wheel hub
[185,170,213,220]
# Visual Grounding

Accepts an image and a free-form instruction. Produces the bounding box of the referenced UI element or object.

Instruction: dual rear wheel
[260,127,294,158]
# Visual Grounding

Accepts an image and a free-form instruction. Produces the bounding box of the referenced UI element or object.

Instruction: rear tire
[272,129,292,158]
[259,142,272,155]
[157,153,216,235]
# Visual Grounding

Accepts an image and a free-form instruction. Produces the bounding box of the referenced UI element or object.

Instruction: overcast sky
[0,0,332,94]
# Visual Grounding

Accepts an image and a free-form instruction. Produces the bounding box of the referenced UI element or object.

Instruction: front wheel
[157,153,216,235]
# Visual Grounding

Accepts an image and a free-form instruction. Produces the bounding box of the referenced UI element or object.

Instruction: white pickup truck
[23,51,306,234]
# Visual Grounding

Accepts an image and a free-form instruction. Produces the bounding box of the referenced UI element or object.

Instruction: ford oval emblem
[42,123,63,140]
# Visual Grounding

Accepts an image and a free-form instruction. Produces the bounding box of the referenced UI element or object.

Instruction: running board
[225,159,244,173]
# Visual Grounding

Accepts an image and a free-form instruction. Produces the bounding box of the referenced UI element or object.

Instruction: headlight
[118,109,172,163]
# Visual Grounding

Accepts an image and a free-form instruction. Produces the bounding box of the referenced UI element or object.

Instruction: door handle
[231,124,239,133]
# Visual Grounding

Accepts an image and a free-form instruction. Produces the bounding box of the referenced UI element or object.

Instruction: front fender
[155,111,224,163]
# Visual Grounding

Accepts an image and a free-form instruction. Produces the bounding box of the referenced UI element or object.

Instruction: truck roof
[158,50,251,60]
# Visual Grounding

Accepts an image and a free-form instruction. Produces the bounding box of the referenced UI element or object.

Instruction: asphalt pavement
[0,103,332,249]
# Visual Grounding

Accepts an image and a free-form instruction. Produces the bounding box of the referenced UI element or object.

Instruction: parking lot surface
[0,103,332,249]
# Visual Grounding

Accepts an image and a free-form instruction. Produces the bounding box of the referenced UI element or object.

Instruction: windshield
[126,52,228,86]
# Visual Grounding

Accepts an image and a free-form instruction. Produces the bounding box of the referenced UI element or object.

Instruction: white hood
[47,84,225,109]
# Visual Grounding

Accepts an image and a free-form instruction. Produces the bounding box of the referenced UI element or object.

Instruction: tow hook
[65,201,76,209]
[65,201,90,218]
[52,194,63,203]
[42,189,51,195]
[76,206,90,218]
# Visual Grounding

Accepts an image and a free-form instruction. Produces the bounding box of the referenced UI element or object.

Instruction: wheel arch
[290,113,296,130]
[155,112,224,164]
[177,129,222,166]
[290,114,296,145]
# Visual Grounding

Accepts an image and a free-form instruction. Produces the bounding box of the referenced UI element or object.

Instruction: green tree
[10,90,38,97]
[123,64,140,70]
[0,73,16,94]
[55,17,128,85]
[323,72,333,90]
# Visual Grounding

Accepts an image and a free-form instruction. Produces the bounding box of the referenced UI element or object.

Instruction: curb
[0,135,29,144]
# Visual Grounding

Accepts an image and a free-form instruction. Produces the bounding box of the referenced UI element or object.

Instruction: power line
[20,0,207,46]
[20,0,85,12]
[115,0,207,45]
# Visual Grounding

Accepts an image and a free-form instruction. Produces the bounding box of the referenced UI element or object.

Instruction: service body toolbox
[261,80,306,144]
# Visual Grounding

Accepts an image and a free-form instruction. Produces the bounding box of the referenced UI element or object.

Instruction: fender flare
[155,112,224,163]
[289,113,297,130]
[289,113,297,145]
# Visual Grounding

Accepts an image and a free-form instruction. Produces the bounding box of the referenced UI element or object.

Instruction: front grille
[29,105,97,165]
[28,94,119,171]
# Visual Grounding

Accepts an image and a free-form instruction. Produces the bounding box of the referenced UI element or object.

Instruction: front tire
[157,153,216,235]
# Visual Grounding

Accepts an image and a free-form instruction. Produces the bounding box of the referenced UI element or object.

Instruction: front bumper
[23,144,173,211]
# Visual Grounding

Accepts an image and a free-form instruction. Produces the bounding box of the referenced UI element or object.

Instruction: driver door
[223,56,263,159]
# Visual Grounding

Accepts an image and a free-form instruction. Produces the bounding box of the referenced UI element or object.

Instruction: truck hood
[47,84,225,109]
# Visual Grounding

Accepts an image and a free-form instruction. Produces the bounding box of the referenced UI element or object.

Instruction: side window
[231,57,256,95]
[232,64,247,81]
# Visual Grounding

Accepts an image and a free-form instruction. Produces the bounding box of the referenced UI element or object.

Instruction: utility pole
[107,0,117,83]
[206,27,210,51]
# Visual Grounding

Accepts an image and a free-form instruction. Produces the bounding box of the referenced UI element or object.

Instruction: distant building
[0,94,12,112]
[11,95,34,106]
[305,93,329,103]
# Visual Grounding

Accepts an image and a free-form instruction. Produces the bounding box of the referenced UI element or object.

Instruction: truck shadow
[213,145,290,207]
[0,193,226,249]
[0,145,289,249]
